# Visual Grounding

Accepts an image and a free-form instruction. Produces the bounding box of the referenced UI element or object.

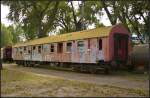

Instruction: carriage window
[24,46,26,51]
[28,50,31,54]
[38,46,41,53]
[16,48,19,52]
[67,42,72,52]
[99,39,102,50]
[19,47,22,51]
[88,39,90,49]
[57,43,63,53]
[43,45,48,52]
[50,44,54,52]
[78,41,84,47]
[33,46,36,50]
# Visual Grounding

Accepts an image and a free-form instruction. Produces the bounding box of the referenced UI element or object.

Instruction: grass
[29,63,148,82]
[1,68,149,97]
[3,62,149,80]
[111,70,149,82]
[25,63,149,82]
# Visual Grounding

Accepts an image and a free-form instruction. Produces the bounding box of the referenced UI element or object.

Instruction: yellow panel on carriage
[13,26,113,47]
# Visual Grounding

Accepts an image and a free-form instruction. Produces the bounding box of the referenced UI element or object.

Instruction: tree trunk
[0,48,2,70]
[101,0,117,25]
[37,22,43,38]
[124,10,144,44]
[148,0,150,74]
[70,1,82,31]
[37,17,46,38]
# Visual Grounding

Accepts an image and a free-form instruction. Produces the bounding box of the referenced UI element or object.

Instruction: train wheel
[26,61,29,67]
[16,61,19,65]
[26,61,30,67]
[20,61,23,66]
[25,61,29,67]
[23,61,26,67]
[30,62,34,67]
[104,68,109,74]
[89,67,97,74]
[71,65,80,72]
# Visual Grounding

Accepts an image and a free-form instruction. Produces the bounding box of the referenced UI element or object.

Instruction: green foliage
[2,1,59,38]
[1,23,25,47]
[2,1,149,43]
[101,0,149,43]
[7,24,25,43]
[1,68,149,96]
[2,1,104,38]
[1,23,13,47]
[55,1,104,34]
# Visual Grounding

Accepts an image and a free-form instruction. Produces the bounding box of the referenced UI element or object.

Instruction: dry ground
[1,63,149,97]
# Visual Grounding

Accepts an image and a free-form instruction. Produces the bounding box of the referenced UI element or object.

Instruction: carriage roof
[13,25,114,47]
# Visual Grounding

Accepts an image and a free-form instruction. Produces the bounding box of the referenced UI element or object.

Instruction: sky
[1,3,111,28]
[1,4,13,26]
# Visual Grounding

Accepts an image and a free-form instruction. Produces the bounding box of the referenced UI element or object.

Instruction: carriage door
[77,41,85,63]
[114,34,128,61]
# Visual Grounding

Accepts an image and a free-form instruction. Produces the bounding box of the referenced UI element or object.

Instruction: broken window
[99,39,102,50]
[33,46,36,50]
[24,46,26,51]
[50,44,54,52]
[19,47,22,54]
[16,48,19,52]
[88,39,90,49]
[38,46,41,53]
[57,43,63,53]
[28,50,31,54]
[66,42,72,52]
[78,41,84,47]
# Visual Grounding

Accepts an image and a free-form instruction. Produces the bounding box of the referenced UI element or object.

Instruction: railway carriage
[12,24,132,73]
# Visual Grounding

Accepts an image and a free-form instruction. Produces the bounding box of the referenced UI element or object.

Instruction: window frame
[66,42,72,52]
[77,40,84,47]
[28,50,31,54]
[50,44,55,53]
[87,39,91,52]
[24,46,26,51]
[33,46,36,50]
[57,42,63,53]
[99,39,102,50]
[38,45,42,53]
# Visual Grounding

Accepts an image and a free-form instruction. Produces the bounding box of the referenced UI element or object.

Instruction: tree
[1,23,13,47]
[101,0,117,25]
[54,1,103,34]
[7,23,25,43]
[2,1,105,37]
[101,0,149,43]
[2,1,59,38]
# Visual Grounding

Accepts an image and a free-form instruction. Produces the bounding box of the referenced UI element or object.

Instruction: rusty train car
[12,24,132,73]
